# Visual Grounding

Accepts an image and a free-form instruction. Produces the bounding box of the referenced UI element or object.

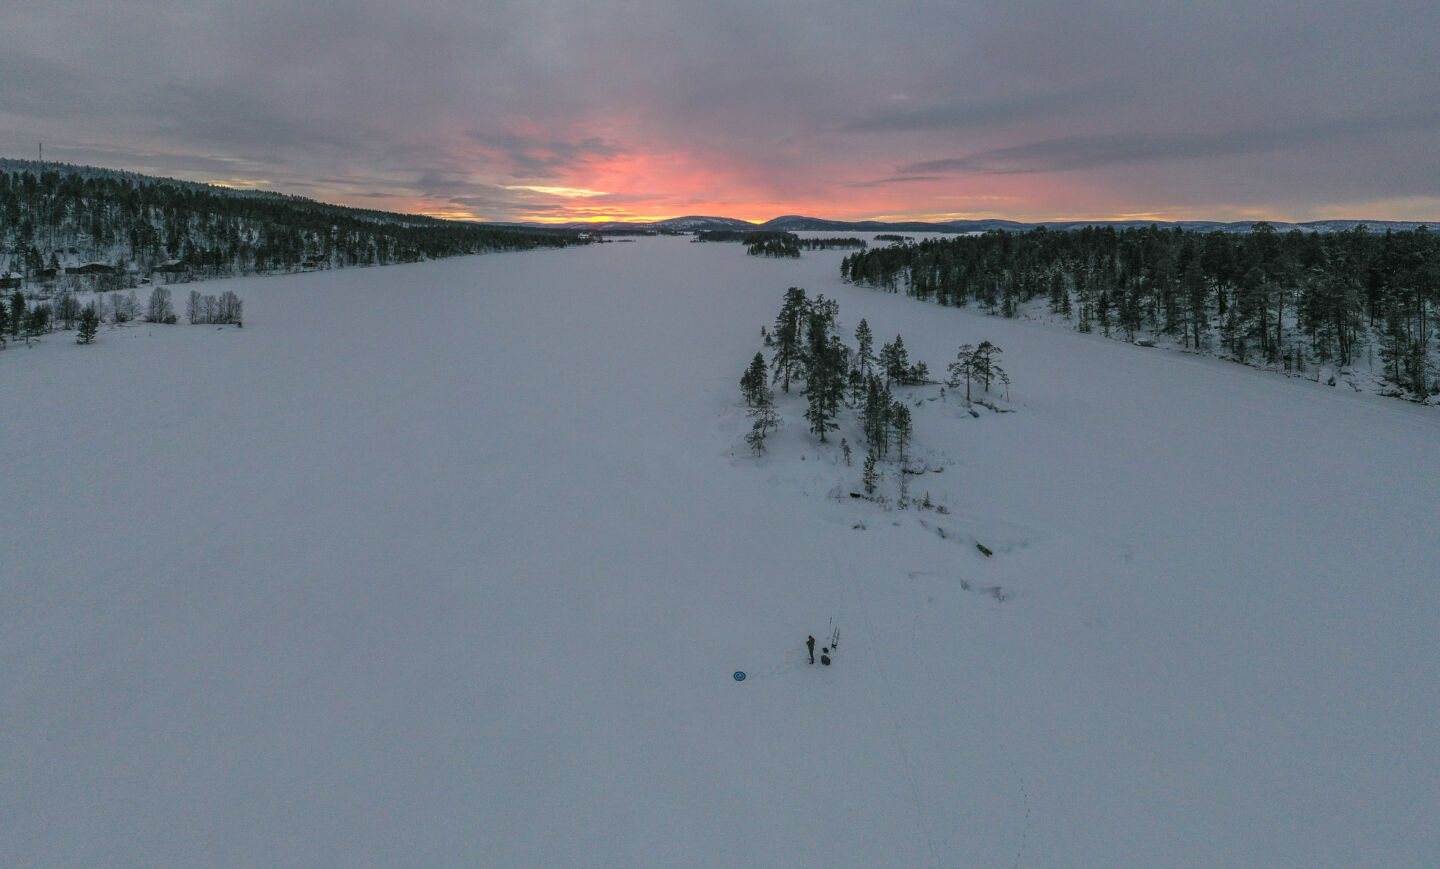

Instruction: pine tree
[740,352,768,406]
[862,453,878,496]
[854,318,875,381]
[946,343,976,404]
[862,375,893,457]
[848,366,866,408]
[770,287,808,392]
[802,305,846,441]
[76,306,99,344]
[971,341,1006,394]
[745,385,780,455]
[879,335,909,385]
[0,301,9,349]
[890,400,913,460]
[1169,251,1203,349]
[23,305,50,345]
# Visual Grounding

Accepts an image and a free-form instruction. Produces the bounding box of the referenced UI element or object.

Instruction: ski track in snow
[836,549,941,869]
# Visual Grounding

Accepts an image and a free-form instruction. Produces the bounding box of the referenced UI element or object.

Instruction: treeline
[2,285,243,349]
[842,224,1439,399]
[694,230,758,243]
[747,234,801,257]
[799,237,867,250]
[0,161,584,287]
[694,230,866,256]
[693,230,801,257]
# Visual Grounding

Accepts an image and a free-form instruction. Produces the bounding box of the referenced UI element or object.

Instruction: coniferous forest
[695,230,866,258]
[0,160,584,290]
[842,224,1439,400]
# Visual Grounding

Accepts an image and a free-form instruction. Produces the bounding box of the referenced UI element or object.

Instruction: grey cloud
[903,107,1440,176]
[848,176,946,189]
[142,82,354,154]
[466,131,623,178]
[44,143,273,180]
[0,53,98,118]
[843,91,1081,134]
[417,168,476,195]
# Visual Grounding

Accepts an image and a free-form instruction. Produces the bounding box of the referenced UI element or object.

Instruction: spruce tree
[862,453,878,496]
[76,306,99,344]
[0,301,8,348]
[10,291,25,340]
[854,318,875,381]
[879,335,909,385]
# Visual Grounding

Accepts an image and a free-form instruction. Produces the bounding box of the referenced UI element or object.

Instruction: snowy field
[4,236,1438,867]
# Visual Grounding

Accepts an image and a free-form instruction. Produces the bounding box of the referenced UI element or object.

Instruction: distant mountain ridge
[525,214,1432,234]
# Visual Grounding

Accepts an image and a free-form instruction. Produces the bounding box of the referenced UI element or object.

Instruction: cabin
[69,262,115,276]
[154,259,190,277]
[0,272,21,290]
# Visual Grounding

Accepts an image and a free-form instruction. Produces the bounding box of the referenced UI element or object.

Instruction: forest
[0,161,584,289]
[694,230,866,258]
[742,286,1011,508]
[842,224,1439,399]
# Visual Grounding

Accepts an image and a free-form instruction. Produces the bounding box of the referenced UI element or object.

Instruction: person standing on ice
[807,635,816,664]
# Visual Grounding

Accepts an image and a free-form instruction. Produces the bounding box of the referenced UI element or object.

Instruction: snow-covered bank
[4,238,1437,866]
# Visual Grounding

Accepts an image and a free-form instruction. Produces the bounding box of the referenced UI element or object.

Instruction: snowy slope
[3,238,1437,867]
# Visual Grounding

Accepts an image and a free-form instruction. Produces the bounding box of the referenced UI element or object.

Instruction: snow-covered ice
[3,237,1437,866]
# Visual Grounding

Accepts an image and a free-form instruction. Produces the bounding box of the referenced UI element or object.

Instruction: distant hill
[532,213,1430,235]
[0,159,584,290]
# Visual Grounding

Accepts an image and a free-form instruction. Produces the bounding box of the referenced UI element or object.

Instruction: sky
[3,0,1439,224]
